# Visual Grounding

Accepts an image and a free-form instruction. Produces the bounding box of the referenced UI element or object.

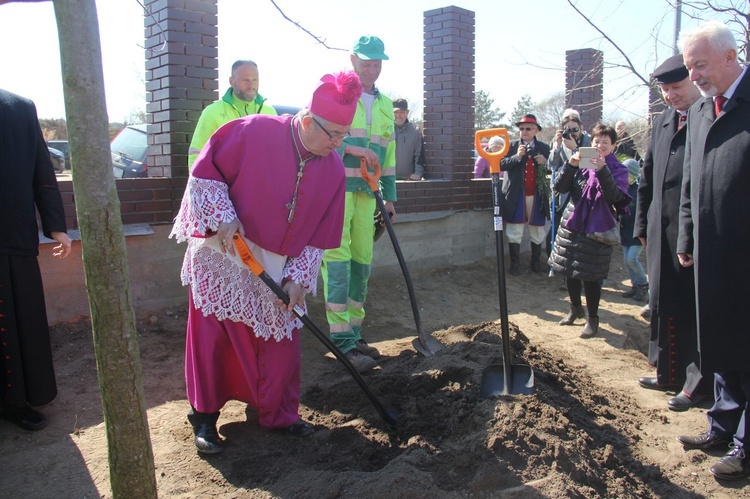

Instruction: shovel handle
[475,128,511,175]
[360,158,382,193]
[233,233,265,277]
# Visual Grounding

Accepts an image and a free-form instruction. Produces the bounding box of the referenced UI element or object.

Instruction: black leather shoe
[668,392,708,412]
[710,445,749,481]
[677,431,732,451]
[638,376,673,391]
[283,419,314,437]
[193,423,224,454]
[1,405,47,431]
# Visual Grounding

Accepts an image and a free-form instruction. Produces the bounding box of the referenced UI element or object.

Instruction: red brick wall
[56,177,491,229]
[565,48,603,129]
[423,6,475,181]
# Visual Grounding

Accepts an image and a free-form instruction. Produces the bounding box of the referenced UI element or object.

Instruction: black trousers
[708,371,750,448]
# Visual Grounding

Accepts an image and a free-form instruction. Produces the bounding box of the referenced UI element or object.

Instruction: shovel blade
[411,335,447,357]
[479,363,535,398]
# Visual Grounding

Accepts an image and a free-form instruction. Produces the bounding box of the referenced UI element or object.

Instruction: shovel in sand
[474,129,535,397]
[231,233,399,430]
[360,159,446,357]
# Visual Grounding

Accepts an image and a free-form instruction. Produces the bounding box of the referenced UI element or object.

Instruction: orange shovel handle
[475,128,511,175]
[232,232,264,276]
[359,158,382,193]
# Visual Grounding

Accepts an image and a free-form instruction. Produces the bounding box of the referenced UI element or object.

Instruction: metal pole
[673,0,682,55]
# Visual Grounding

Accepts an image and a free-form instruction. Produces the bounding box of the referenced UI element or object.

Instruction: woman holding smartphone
[548,123,631,338]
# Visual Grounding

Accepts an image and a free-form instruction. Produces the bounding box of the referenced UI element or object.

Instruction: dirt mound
[0,256,738,497]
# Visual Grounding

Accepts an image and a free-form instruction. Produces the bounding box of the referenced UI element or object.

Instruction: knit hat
[352,35,389,60]
[623,158,640,184]
[308,71,363,126]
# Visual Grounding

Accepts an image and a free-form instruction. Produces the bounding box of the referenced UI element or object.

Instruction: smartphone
[578,147,599,168]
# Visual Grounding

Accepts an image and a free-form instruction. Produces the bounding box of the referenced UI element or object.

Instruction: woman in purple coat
[549,123,631,338]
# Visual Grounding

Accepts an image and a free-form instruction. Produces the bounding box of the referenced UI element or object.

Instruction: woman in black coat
[549,124,631,338]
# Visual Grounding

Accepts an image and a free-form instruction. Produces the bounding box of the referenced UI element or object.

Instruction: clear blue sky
[0,0,715,122]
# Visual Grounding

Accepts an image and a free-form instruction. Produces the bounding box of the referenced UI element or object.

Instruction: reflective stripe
[344,166,396,179]
[348,298,364,310]
[329,323,350,333]
[350,317,363,326]
[325,302,348,312]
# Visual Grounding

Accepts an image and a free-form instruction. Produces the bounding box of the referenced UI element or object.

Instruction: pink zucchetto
[308,70,362,127]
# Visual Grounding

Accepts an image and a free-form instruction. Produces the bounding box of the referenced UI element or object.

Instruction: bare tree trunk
[52,1,157,497]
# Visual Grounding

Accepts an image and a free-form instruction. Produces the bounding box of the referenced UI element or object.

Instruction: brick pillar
[423,6,475,180]
[144,0,218,178]
[565,48,603,129]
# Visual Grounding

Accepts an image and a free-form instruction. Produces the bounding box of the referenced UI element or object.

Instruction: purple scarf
[565,154,631,233]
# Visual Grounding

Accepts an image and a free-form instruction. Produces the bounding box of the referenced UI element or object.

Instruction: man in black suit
[675,21,750,481]
[633,55,709,412]
[500,114,551,275]
[0,89,71,431]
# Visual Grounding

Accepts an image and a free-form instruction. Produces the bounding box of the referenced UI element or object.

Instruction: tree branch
[269,0,347,51]
[565,0,651,87]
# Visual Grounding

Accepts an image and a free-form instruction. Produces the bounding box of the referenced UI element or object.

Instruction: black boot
[188,407,224,454]
[632,284,649,302]
[580,316,599,338]
[508,243,521,276]
[530,243,543,273]
[559,304,585,325]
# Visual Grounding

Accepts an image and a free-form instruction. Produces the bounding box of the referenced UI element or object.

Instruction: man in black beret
[633,54,708,411]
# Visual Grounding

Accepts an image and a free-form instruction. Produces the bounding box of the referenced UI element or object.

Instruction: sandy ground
[1,249,749,498]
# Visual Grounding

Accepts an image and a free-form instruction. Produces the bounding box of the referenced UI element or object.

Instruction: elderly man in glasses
[170,71,362,454]
[499,114,551,275]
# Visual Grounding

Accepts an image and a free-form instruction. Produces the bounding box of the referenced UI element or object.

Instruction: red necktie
[678,114,687,130]
[714,95,727,116]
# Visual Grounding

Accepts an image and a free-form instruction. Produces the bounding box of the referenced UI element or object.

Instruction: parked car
[273,105,301,116]
[47,139,71,170]
[111,124,148,178]
[48,147,66,173]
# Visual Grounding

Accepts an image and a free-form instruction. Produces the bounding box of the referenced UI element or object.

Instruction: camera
[525,146,536,158]
[561,129,573,140]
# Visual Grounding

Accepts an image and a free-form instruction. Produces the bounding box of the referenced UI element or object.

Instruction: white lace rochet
[170,177,323,341]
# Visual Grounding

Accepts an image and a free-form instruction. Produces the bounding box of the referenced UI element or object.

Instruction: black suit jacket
[0,89,67,256]
[677,68,750,372]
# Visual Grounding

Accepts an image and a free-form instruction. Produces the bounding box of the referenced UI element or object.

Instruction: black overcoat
[677,70,750,373]
[0,89,66,255]
[634,108,694,315]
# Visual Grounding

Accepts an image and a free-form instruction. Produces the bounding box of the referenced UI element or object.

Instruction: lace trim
[181,241,302,341]
[283,246,324,295]
[169,177,238,242]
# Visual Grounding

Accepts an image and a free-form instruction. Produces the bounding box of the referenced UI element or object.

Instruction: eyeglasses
[312,117,350,142]
[565,126,580,133]
[519,126,536,131]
